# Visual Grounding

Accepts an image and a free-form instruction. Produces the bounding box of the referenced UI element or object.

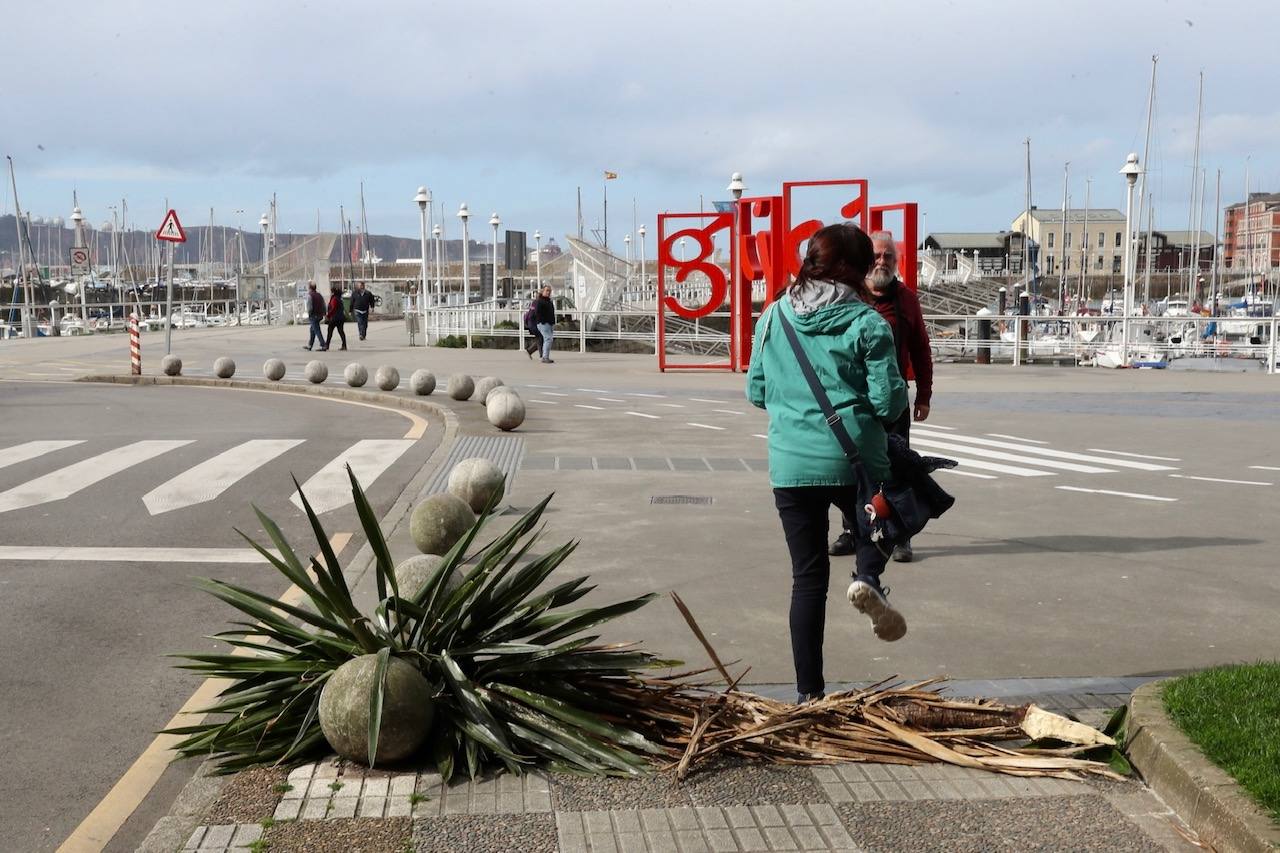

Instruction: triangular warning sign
[156,209,187,243]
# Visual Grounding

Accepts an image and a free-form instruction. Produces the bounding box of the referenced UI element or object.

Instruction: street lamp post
[259,213,271,325]
[414,186,430,340]
[70,205,87,327]
[623,233,632,287]
[727,171,747,369]
[1120,153,1141,365]
[637,224,646,293]
[432,224,442,305]
[533,230,542,290]
[458,203,471,346]
[489,212,501,302]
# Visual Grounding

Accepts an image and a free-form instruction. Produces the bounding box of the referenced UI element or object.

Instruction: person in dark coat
[533,285,556,363]
[303,281,324,350]
[350,281,374,341]
[831,230,934,562]
[323,284,347,351]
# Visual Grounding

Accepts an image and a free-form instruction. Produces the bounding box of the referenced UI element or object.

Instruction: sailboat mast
[1136,55,1157,306]
[1211,169,1221,311]
[1079,179,1091,309]
[1059,162,1069,309]
[1187,71,1204,300]
[1022,138,1031,292]
[1243,159,1252,297]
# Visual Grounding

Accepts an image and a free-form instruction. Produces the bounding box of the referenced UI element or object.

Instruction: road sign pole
[164,240,175,355]
[130,314,141,375]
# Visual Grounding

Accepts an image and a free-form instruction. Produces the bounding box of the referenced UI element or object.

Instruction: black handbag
[774,308,952,550]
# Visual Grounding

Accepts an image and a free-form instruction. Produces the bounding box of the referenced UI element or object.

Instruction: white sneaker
[847,579,907,642]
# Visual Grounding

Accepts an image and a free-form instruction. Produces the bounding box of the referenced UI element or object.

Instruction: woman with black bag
[745,223,909,704]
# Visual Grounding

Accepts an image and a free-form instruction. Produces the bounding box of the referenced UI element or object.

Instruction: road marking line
[1056,486,1177,502]
[687,422,726,431]
[752,434,767,439]
[689,398,722,404]
[0,545,274,562]
[524,383,559,388]
[910,437,1111,474]
[986,433,1048,444]
[0,440,85,471]
[937,469,998,480]
[913,430,1174,471]
[627,392,666,398]
[596,397,626,402]
[577,388,611,393]
[574,404,605,410]
[1249,465,1280,471]
[56,366,83,372]
[192,385,427,440]
[657,403,686,408]
[921,424,955,430]
[291,439,416,514]
[529,398,558,405]
[713,409,744,416]
[917,452,1055,477]
[142,440,306,515]
[0,440,193,514]
[540,391,569,397]
[1168,474,1272,486]
[57,534,351,853]
[626,411,660,419]
[1089,448,1183,462]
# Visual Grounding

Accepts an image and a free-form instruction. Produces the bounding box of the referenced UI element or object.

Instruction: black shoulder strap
[775,307,862,465]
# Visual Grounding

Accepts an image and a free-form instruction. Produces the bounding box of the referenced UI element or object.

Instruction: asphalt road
[0,381,441,853]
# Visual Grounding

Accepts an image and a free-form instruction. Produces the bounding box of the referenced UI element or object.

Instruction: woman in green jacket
[746,223,908,703]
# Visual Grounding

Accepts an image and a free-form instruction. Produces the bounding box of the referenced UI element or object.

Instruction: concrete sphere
[446,374,474,401]
[344,363,368,387]
[487,385,520,403]
[486,390,526,431]
[305,360,328,384]
[160,354,182,376]
[447,458,506,513]
[375,365,400,391]
[473,376,503,404]
[392,554,463,601]
[409,493,475,555]
[213,357,236,379]
[409,369,436,396]
[263,358,286,381]
[318,654,434,766]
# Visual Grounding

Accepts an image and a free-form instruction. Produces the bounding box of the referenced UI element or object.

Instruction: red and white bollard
[129,313,141,375]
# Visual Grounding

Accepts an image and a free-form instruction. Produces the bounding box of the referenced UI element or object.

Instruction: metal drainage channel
[423,434,526,495]
[649,495,714,506]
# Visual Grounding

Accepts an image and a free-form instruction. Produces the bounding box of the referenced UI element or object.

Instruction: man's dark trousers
[355,311,368,340]
[307,317,323,348]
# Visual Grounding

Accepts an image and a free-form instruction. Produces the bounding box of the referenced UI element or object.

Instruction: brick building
[1223,192,1280,272]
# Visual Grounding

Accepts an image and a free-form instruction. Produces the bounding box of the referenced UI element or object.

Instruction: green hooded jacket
[745,294,907,486]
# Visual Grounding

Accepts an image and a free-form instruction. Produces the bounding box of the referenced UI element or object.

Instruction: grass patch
[1163,661,1280,821]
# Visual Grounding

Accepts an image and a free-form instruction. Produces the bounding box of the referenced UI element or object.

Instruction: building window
[1115,232,1122,248]
[1064,257,1071,271]
[1046,256,1055,275]
[1066,232,1073,248]
[1112,256,1122,274]
[1098,232,1105,248]
[1048,232,1055,248]
[1095,255,1104,270]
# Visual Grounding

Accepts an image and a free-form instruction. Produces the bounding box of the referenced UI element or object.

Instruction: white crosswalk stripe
[919,452,1056,477]
[142,439,306,515]
[0,440,193,514]
[291,439,416,514]
[910,437,1116,474]
[0,440,84,471]
[912,429,1177,471]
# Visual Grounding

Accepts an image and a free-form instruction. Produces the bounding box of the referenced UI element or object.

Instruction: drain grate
[649,495,713,505]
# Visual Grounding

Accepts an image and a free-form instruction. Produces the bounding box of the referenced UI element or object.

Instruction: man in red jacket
[830,230,934,562]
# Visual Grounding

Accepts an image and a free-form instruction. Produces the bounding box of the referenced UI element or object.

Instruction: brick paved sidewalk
[166,680,1200,853]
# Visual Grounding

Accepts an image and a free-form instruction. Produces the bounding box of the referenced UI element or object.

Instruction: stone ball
[318,654,434,766]
[409,493,476,556]
[487,385,520,404]
[409,369,436,396]
[305,360,328,384]
[487,390,526,431]
[393,554,463,601]
[446,374,474,401]
[447,458,506,513]
[375,365,400,391]
[263,358,286,381]
[213,357,236,379]
[344,363,368,387]
[473,376,503,404]
[160,354,182,376]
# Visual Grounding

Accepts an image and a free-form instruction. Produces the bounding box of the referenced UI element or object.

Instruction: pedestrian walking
[303,281,324,350]
[830,230,933,563]
[533,285,556,363]
[522,297,543,359]
[746,223,909,704]
[351,281,374,341]
[323,283,347,351]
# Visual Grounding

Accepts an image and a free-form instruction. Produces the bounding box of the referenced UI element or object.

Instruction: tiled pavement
[178,681,1199,852]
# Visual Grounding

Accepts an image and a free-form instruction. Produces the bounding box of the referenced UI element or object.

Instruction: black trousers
[325,321,347,348]
[525,326,543,354]
[355,310,369,339]
[840,408,910,535]
[774,485,890,696]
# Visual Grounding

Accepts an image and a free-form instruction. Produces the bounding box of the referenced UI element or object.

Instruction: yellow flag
[604,171,618,180]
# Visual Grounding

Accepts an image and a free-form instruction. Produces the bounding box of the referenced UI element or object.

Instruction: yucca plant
[166,467,676,779]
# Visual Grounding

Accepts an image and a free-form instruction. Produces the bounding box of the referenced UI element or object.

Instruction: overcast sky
[3,0,1277,248]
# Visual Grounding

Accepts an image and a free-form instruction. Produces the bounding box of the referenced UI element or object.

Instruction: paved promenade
[4,321,1277,850]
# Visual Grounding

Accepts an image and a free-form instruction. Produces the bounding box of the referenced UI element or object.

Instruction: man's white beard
[868,267,894,292]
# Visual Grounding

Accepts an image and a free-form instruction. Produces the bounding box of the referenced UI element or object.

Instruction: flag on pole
[604,171,618,180]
